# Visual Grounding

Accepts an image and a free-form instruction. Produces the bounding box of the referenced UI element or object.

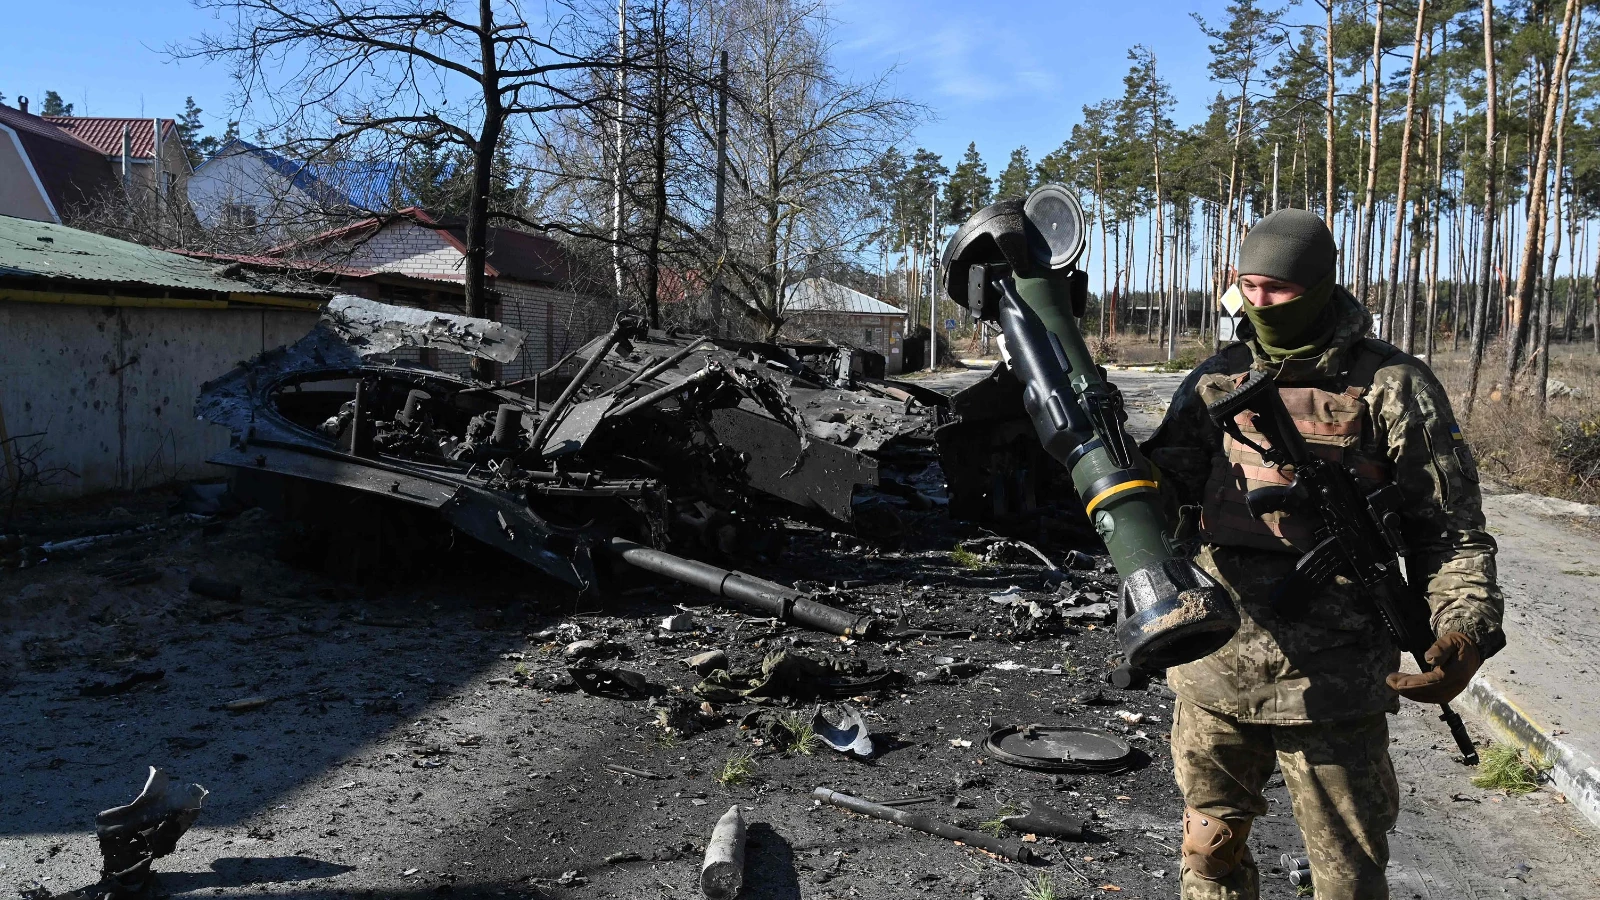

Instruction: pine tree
[175,97,239,166]
[944,142,991,225]
[41,90,73,117]
[996,147,1034,199]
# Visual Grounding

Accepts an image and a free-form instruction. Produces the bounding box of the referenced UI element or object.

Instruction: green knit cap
[1238,209,1337,287]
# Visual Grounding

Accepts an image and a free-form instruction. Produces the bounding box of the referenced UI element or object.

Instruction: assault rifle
[1205,369,1479,764]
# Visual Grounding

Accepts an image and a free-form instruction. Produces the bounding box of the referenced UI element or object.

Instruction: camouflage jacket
[1141,290,1504,723]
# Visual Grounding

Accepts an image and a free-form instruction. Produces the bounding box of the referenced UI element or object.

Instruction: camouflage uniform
[1142,290,1504,900]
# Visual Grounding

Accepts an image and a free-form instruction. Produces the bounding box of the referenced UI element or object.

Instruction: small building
[190,208,612,379]
[0,215,324,498]
[783,277,908,374]
[43,114,192,210]
[0,101,119,223]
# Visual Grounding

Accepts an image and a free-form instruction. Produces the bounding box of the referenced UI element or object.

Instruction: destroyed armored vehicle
[197,298,949,595]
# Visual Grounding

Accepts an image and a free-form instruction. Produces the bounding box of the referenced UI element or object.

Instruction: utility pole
[1272,142,1280,213]
[928,188,938,372]
[612,0,627,300]
[711,49,729,336]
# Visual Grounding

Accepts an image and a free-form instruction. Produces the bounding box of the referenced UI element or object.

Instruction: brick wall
[343,221,466,278]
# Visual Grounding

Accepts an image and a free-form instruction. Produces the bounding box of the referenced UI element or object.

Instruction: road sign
[945,318,956,330]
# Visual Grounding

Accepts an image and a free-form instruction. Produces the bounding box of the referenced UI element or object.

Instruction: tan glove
[1386,631,1481,704]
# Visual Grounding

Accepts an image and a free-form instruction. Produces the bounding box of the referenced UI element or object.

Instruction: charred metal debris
[197,298,953,628]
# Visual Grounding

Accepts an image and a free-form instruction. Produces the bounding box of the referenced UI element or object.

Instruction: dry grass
[717,750,757,786]
[1429,341,1600,504]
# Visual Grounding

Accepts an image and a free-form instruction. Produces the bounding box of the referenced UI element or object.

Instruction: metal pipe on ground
[607,538,878,637]
[811,788,1034,863]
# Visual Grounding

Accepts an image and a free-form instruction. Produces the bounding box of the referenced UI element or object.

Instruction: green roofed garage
[0,215,326,498]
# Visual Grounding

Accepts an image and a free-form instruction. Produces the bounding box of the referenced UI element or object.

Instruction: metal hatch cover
[983,723,1135,773]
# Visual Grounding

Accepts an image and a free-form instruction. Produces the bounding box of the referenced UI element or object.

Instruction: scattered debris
[983,723,1136,773]
[811,705,876,759]
[685,650,729,676]
[95,767,207,896]
[1106,665,1148,691]
[563,639,625,661]
[79,670,165,698]
[603,763,663,780]
[694,650,891,702]
[218,696,272,712]
[660,612,697,632]
[1000,801,1087,841]
[188,576,242,602]
[812,787,1034,863]
[699,806,748,900]
[569,666,655,699]
[877,796,939,808]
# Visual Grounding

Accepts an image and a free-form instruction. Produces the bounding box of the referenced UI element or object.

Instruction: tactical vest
[1197,340,1398,554]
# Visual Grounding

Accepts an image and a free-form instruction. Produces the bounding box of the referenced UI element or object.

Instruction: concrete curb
[1456,673,1600,830]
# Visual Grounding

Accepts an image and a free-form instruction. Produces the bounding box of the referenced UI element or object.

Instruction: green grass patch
[717,750,757,786]
[1470,743,1548,795]
[778,711,820,755]
[979,803,1023,837]
[1021,873,1058,900]
[950,545,989,570]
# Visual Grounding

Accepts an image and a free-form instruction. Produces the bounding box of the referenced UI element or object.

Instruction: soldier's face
[1238,275,1306,307]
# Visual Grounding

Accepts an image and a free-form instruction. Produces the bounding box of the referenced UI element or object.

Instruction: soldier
[1141,208,1504,900]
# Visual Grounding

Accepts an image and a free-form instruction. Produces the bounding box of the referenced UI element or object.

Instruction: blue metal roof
[197,139,399,211]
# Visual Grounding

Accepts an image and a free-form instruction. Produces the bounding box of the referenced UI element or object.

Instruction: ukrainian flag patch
[1449,422,1464,441]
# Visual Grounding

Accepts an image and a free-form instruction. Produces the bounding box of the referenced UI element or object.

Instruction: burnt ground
[3,368,1598,900]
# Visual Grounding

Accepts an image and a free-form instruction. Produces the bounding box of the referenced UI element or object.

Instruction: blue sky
[828,0,1243,173]
[2,0,1249,178]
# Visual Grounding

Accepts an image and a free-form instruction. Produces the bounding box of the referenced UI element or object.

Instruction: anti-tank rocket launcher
[942,184,1238,670]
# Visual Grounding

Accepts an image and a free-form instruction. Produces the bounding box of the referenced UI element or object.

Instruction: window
[864,328,875,346]
[221,202,258,230]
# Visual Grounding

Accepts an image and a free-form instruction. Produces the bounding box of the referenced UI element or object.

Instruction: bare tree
[1536,9,1582,412]
[1382,0,1428,347]
[178,0,625,377]
[1463,0,1497,419]
[1354,0,1384,316]
[709,0,915,338]
[1505,0,1581,389]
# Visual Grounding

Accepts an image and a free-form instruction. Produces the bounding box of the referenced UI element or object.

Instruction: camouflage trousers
[1171,700,1399,900]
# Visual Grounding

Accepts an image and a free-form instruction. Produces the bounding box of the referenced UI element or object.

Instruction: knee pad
[1181,807,1252,880]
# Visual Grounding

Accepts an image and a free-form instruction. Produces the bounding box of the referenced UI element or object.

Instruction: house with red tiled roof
[43,114,191,206]
[190,208,614,381]
[0,99,118,222]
